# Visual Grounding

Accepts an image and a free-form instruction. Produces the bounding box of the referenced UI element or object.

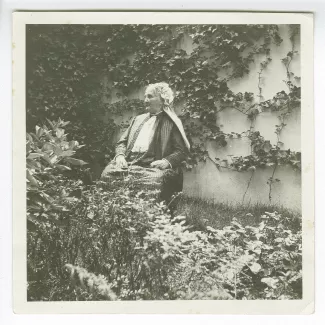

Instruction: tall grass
[175,195,301,232]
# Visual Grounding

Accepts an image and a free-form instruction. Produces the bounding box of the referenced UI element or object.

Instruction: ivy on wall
[27,24,301,202]
[224,25,301,202]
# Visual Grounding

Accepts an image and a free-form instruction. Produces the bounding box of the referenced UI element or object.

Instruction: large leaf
[56,128,65,138]
[26,170,39,187]
[27,153,43,159]
[61,121,70,127]
[54,146,64,156]
[261,277,279,289]
[263,141,272,153]
[61,150,75,157]
[42,143,56,152]
[26,141,31,154]
[41,153,52,165]
[26,133,33,142]
[65,157,88,166]
[49,155,58,164]
[249,262,262,274]
[46,119,54,128]
[36,126,44,138]
[56,164,71,171]
[30,133,40,142]
[69,140,79,149]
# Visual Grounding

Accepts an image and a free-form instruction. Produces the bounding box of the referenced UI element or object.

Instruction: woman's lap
[101,161,183,202]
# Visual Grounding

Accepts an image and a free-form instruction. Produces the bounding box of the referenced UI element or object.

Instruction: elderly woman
[101,82,190,202]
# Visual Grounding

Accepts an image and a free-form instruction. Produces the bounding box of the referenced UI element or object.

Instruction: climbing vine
[27,24,301,202]
[218,25,301,203]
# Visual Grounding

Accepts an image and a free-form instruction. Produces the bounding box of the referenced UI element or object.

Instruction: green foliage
[224,131,301,171]
[27,25,108,126]
[227,211,302,299]
[26,119,88,228]
[27,25,118,171]
[28,176,302,301]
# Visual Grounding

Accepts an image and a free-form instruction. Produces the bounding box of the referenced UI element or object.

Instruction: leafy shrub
[211,212,302,300]
[28,182,301,300]
[26,119,88,227]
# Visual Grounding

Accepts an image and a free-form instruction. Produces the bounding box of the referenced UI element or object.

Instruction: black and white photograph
[12,11,314,314]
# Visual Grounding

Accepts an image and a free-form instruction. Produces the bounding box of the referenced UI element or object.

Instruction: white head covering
[145,82,191,150]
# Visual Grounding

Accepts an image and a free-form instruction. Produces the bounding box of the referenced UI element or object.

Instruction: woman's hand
[115,155,128,169]
[100,156,128,180]
[150,159,170,170]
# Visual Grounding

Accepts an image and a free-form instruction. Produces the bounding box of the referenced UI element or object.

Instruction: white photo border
[12,11,314,314]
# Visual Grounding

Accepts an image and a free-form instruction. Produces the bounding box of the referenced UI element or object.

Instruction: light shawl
[162,106,190,150]
[131,115,158,153]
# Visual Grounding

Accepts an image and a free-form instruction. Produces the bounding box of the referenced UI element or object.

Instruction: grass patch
[175,195,301,232]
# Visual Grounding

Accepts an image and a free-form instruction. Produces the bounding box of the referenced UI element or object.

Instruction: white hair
[145,82,174,106]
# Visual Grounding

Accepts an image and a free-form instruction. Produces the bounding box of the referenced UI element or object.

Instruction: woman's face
[144,88,163,114]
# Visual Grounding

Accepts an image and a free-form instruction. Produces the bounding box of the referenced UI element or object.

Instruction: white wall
[183,161,301,212]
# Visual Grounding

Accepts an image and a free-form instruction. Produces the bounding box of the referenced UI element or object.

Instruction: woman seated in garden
[101,82,190,203]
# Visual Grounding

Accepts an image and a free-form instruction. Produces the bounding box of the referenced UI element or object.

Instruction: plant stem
[206,154,236,171]
[268,163,278,203]
[242,170,255,204]
[232,106,249,116]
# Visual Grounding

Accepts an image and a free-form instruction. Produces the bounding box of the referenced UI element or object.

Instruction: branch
[268,163,278,203]
[242,170,255,204]
[232,106,249,116]
[206,154,236,171]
